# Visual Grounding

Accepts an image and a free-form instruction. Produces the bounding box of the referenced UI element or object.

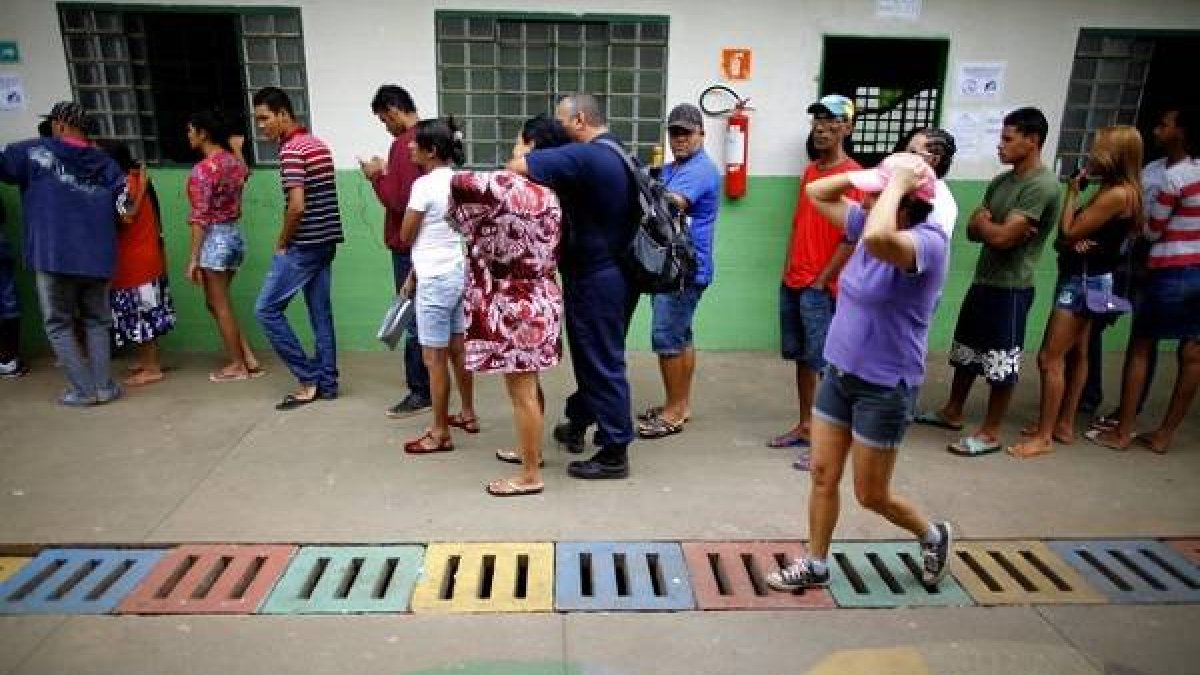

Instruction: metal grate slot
[579,552,593,597]
[230,556,265,600]
[1111,550,1165,591]
[439,555,461,601]
[155,555,197,599]
[741,554,768,597]
[8,560,66,601]
[333,558,363,599]
[989,551,1036,592]
[613,553,629,597]
[191,556,232,599]
[514,554,529,599]
[86,560,134,601]
[707,553,730,596]
[1020,550,1071,591]
[834,552,868,594]
[478,555,495,599]
[1079,550,1133,591]
[897,552,939,595]
[866,552,904,594]
[49,559,100,600]
[374,558,399,599]
[647,553,666,597]
[1142,549,1198,589]
[958,551,1002,592]
[299,557,329,599]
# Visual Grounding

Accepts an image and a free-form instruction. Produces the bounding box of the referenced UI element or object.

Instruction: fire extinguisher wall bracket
[699,84,750,200]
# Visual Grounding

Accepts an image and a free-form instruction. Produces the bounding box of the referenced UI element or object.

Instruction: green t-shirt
[972,166,1063,288]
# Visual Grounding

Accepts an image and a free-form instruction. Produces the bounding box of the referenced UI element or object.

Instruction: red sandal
[404,430,455,454]
[448,413,481,434]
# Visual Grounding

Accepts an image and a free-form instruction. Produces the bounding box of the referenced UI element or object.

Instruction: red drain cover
[118,544,295,614]
[682,542,836,610]
[1167,539,1200,565]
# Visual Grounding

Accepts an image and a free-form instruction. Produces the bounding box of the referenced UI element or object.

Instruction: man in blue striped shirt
[253,87,344,410]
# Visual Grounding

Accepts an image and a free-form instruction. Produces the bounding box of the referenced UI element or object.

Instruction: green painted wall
[1,171,1132,353]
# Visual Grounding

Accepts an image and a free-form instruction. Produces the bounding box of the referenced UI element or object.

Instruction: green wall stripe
[1,172,1133,353]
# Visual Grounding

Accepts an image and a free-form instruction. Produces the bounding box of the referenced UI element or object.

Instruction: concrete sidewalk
[0,351,1197,674]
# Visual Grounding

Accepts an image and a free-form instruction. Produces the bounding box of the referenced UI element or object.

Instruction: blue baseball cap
[807,94,855,119]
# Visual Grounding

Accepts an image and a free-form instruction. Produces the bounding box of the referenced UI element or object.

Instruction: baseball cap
[666,103,704,131]
[847,152,937,203]
[807,94,854,119]
[41,101,89,130]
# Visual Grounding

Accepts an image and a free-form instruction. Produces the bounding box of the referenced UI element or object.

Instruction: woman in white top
[400,118,477,454]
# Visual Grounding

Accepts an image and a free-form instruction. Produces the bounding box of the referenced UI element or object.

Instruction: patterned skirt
[110,275,176,347]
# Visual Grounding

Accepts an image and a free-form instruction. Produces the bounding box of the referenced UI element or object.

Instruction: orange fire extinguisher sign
[721,48,752,81]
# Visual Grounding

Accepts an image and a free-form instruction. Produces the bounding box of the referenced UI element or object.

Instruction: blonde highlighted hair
[1090,125,1144,229]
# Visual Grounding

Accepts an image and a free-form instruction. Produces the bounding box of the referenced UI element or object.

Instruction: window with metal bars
[57,5,309,165]
[1055,30,1154,176]
[820,36,948,168]
[436,13,669,167]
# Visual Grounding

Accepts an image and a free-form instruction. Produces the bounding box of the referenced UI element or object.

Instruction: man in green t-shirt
[915,107,1063,456]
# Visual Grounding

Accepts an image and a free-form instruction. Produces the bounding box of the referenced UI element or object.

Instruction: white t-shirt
[930,180,959,236]
[407,166,464,278]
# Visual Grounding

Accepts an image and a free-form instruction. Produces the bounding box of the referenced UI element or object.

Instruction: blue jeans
[255,244,339,393]
[35,272,114,397]
[391,251,430,399]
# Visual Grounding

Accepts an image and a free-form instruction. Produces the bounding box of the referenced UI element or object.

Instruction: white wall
[2,0,1198,178]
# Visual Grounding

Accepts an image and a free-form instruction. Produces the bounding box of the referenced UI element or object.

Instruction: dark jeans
[35,271,113,397]
[255,244,339,393]
[562,264,640,451]
[391,250,430,400]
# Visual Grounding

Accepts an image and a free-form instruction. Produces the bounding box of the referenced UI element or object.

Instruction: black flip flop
[275,393,319,411]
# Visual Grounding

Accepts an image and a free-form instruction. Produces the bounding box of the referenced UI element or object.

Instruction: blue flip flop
[947,436,1001,456]
[914,411,965,432]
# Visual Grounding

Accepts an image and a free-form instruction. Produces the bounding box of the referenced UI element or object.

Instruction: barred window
[58,5,310,165]
[436,13,669,167]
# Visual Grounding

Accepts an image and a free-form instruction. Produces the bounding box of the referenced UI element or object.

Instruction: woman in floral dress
[449,114,570,496]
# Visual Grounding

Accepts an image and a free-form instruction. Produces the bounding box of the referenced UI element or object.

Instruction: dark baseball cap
[41,101,89,130]
[667,103,704,131]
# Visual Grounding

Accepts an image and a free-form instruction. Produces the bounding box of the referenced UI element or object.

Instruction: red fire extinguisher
[701,85,752,200]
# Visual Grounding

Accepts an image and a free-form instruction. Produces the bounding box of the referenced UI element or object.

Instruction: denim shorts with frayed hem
[415,267,466,348]
[198,223,245,271]
[813,365,918,450]
[651,283,706,355]
[779,284,833,370]
[1054,273,1114,316]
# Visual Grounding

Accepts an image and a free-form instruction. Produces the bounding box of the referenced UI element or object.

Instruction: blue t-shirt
[0,138,125,278]
[824,204,949,388]
[525,133,634,275]
[663,148,720,285]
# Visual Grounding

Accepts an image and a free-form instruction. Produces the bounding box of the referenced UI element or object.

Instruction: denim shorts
[415,267,466,348]
[198,223,245,271]
[1054,273,1113,316]
[780,284,834,369]
[651,283,706,355]
[814,365,918,450]
[1135,265,1200,341]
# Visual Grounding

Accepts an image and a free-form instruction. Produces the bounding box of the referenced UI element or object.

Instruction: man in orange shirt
[768,94,862,470]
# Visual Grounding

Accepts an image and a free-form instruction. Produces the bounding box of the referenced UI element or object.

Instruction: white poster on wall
[982,108,1007,150]
[956,62,1006,100]
[946,109,983,158]
[876,0,922,20]
[0,73,25,111]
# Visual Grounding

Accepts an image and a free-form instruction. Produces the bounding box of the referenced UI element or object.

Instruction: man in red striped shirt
[252,87,345,411]
[1091,108,1199,453]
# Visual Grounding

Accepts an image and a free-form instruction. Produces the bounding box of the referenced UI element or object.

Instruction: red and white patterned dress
[449,170,563,374]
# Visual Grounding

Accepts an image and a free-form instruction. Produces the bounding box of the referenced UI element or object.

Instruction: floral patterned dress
[448,170,563,374]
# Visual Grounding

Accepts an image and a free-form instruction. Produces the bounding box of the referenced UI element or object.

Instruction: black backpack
[594,138,698,294]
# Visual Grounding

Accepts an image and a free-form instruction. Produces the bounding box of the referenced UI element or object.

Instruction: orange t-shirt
[782,157,862,293]
[111,170,166,289]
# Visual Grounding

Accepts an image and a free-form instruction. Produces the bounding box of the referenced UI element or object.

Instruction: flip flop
[486,478,544,497]
[947,436,1001,457]
[248,367,267,379]
[638,416,684,439]
[767,429,810,448]
[495,448,545,467]
[637,405,665,422]
[914,411,965,432]
[448,413,481,434]
[404,431,454,454]
[1005,439,1055,459]
[275,392,319,410]
[123,370,164,387]
[1084,428,1130,451]
[209,370,250,383]
[1133,433,1168,455]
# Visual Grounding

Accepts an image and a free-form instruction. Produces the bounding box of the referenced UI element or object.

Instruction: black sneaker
[566,456,629,479]
[766,558,829,591]
[920,521,953,589]
[553,421,587,454]
[386,393,430,418]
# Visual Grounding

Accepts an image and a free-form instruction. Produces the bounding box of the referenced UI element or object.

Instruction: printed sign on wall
[0,73,25,111]
[956,62,1006,101]
[721,48,753,81]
